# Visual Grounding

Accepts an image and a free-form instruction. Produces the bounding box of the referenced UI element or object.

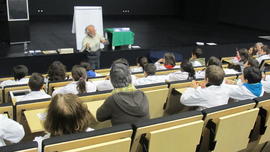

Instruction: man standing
[81,25,108,69]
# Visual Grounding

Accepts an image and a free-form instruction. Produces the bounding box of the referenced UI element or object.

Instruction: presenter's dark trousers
[84,50,101,69]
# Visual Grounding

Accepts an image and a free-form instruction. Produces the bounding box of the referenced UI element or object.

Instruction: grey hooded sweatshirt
[96,90,150,126]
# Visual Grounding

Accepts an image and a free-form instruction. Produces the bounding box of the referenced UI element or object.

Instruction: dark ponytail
[77,77,87,94]
[72,65,87,95]
[181,60,196,80]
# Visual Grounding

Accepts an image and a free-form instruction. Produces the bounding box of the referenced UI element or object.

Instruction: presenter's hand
[86,43,91,49]
[101,39,109,45]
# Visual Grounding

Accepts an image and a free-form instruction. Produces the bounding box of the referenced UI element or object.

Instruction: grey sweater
[96,90,150,126]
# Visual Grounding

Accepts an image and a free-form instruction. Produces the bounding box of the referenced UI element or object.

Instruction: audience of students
[18,73,51,102]
[96,62,149,126]
[155,52,176,70]
[47,61,67,82]
[0,114,25,147]
[0,65,29,87]
[52,65,96,96]
[166,60,195,81]
[2,43,270,149]
[34,94,95,152]
[181,65,230,110]
[190,48,205,67]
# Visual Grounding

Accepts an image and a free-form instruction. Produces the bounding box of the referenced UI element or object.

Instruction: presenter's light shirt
[81,34,105,52]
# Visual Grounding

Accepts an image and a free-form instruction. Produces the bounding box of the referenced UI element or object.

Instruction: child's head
[244,58,259,68]
[48,61,66,81]
[205,65,225,86]
[261,45,270,55]
[207,56,222,67]
[113,58,130,67]
[137,56,148,68]
[255,42,264,52]
[80,62,93,71]
[181,60,195,79]
[110,63,132,88]
[13,65,28,81]
[164,53,176,66]
[192,48,203,59]
[44,94,94,136]
[71,65,87,94]
[28,73,44,91]
[243,67,262,84]
[238,48,249,63]
[143,63,156,76]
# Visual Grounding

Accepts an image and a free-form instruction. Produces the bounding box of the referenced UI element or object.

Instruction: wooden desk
[24,100,109,133]
[24,108,46,133]
[176,88,187,93]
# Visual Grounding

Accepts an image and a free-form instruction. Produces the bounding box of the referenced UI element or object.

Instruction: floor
[1,15,270,58]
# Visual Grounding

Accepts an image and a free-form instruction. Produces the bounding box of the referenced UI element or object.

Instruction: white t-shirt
[180,85,230,111]
[166,71,190,82]
[0,114,25,147]
[17,90,51,102]
[256,54,270,64]
[0,78,29,88]
[134,75,167,86]
[223,84,264,100]
[52,81,97,96]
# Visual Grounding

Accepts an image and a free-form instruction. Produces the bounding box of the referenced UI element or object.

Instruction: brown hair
[44,94,95,136]
[13,65,28,81]
[72,65,87,94]
[164,53,176,66]
[205,65,225,86]
[47,61,66,81]
[28,73,44,91]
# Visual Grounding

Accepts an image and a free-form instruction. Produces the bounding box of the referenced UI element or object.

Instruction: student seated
[180,65,230,111]
[0,65,29,88]
[18,73,51,102]
[47,61,67,82]
[225,67,264,100]
[80,62,102,78]
[134,63,167,86]
[34,94,95,152]
[190,48,205,67]
[130,56,148,73]
[155,52,176,70]
[0,114,25,147]
[166,60,195,81]
[94,58,137,91]
[96,62,149,126]
[52,65,96,96]
[256,45,270,64]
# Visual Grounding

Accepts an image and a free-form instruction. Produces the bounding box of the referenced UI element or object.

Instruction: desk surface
[24,100,105,133]
[24,108,46,133]
[176,88,188,93]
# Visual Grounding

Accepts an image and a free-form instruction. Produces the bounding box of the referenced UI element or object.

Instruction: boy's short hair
[80,62,92,71]
[144,63,156,76]
[13,65,28,80]
[137,56,148,68]
[205,65,225,86]
[28,73,44,91]
[207,56,222,67]
[243,67,262,84]
[192,48,203,58]
[246,58,259,68]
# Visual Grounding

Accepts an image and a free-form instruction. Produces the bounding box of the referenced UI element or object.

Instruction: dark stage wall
[218,0,270,31]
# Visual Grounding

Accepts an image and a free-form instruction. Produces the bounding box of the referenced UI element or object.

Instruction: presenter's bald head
[86,25,96,37]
